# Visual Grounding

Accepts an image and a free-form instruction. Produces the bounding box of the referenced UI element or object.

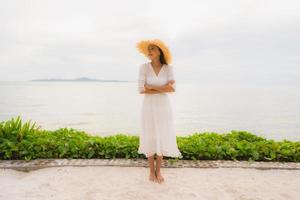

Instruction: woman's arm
[141,87,162,94]
[149,84,174,93]
[145,81,175,93]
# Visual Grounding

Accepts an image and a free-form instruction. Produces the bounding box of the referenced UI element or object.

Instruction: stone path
[1,158,299,172]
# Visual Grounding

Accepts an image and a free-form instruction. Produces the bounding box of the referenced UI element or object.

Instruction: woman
[136,39,182,184]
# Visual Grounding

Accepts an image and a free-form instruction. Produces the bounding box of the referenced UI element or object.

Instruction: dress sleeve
[167,65,176,91]
[137,64,146,93]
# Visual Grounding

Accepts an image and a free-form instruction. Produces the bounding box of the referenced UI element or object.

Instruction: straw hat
[136,39,172,64]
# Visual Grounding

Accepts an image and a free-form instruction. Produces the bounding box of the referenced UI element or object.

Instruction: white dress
[137,62,182,158]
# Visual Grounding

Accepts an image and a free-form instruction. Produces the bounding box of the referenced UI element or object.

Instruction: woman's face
[147,44,161,61]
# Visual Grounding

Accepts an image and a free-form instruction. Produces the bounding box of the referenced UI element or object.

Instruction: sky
[1,0,300,85]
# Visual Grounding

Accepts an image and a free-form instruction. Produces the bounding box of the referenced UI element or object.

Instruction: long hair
[158,47,168,65]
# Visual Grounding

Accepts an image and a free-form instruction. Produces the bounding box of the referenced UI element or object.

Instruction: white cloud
[0,0,299,85]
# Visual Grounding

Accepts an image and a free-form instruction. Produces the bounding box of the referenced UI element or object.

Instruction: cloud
[0,0,299,85]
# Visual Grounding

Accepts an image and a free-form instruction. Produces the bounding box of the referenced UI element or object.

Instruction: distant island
[31,77,133,82]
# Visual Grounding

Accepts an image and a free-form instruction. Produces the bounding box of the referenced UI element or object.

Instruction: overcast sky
[1,0,300,85]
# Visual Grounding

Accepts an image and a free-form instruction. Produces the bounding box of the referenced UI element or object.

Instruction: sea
[0,81,299,141]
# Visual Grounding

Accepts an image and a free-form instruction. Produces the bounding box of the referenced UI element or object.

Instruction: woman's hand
[167,80,175,86]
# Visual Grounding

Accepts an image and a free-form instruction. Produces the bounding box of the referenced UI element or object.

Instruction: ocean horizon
[0,81,299,141]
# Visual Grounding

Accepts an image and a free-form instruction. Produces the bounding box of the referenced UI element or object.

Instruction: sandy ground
[1,166,300,200]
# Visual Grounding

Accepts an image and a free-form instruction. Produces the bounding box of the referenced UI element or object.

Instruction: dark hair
[158,47,168,65]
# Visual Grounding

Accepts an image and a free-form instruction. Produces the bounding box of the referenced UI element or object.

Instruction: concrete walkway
[1,158,299,172]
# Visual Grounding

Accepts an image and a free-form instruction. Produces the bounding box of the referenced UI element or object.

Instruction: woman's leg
[155,154,165,183]
[147,154,156,181]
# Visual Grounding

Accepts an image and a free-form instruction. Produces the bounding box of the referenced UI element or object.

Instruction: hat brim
[136,39,172,64]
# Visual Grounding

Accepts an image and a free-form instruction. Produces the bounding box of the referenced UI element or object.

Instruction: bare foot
[149,172,156,182]
[155,171,165,184]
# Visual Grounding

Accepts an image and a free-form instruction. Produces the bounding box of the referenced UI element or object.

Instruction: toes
[149,174,157,182]
[156,176,164,183]
[159,176,165,183]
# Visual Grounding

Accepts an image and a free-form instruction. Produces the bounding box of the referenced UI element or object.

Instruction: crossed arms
[140,80,175,94]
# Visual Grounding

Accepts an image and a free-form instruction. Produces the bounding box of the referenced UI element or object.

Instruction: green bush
[1,116,299,162]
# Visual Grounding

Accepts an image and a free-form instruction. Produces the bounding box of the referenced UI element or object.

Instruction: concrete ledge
[0,158,299,172]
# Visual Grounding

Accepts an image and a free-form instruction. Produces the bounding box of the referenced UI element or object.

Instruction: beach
[1,166,300,200]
